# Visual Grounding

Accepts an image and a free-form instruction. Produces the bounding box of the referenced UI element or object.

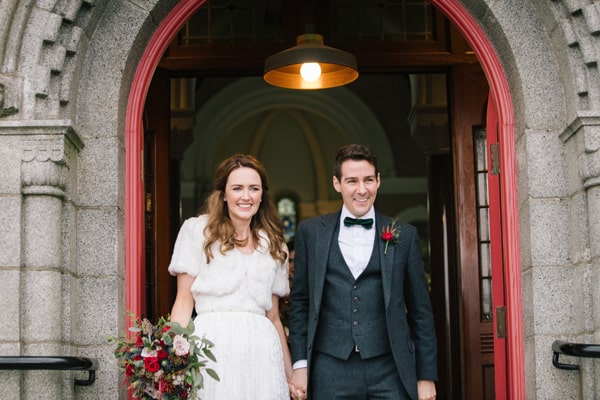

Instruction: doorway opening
[145,70,462,394]
[126,0,524,398]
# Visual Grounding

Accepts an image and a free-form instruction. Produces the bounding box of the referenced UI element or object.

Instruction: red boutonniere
[381,218,400,254]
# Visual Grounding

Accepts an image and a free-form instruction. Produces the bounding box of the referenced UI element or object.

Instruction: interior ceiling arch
[180,76,394,185]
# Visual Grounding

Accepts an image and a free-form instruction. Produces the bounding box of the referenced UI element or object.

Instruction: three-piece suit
[288,210,438,400]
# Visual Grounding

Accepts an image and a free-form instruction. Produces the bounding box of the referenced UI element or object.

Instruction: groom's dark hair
[333,144,379,180]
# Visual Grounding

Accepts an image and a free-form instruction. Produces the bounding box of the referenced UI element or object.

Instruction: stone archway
[124,0,524,397]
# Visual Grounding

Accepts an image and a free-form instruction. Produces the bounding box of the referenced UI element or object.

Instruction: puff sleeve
[167,216,206,277]
[271,258,290,298]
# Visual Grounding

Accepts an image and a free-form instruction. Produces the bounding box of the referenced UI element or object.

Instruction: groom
[288,144,437,400]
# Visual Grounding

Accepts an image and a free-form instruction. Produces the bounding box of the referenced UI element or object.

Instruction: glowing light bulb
[300,63,321,82]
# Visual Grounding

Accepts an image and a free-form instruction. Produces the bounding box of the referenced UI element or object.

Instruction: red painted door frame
[487,93,508,399]
[124,0,207,321]
[124,0,525,397]
[430,4,525,398]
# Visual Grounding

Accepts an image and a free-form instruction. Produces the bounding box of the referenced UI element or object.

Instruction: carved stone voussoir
[0,83,19,118]
[562,114,600,188]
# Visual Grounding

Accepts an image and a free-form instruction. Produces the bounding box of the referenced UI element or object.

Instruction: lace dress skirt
[194,310,289,400]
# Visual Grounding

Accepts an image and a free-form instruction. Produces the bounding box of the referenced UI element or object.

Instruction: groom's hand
[417,380,436,400]
[289,368,307,400]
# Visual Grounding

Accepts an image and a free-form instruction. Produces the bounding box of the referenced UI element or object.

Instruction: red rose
[135,336,144,347]
[133,355,142,361]
[382,231,394,241]
[144,357,160,373]
[380,219,400,254]
[125,363,135,377]
[157,349,168,359]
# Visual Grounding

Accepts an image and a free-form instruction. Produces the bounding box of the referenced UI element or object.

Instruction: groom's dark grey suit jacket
[288,210,438,400]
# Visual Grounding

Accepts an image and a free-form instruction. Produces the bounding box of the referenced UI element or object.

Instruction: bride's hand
[288,383,306,400]
[288,368,307,400]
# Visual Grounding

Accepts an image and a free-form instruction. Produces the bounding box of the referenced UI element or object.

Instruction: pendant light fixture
[264,33,358,90]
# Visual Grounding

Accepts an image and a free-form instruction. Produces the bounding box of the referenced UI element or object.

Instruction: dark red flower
[380,219,400,255]
[125,362,135,377]
[157,349,168,359]
[144,357,160,373]
[135,336,144,347]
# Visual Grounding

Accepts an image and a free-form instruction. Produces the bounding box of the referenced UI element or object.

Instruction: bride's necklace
[234,231,254,254]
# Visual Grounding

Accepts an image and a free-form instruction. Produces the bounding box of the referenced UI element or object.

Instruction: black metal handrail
[552,340,600,371]
[0,356,98,386]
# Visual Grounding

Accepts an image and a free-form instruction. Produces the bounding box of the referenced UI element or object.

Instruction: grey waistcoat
[313,225,391,360]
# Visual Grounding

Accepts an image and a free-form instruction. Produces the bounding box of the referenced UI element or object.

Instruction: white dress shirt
[339,206,376,279]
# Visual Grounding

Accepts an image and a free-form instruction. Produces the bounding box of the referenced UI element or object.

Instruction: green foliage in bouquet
[108,314,219,399]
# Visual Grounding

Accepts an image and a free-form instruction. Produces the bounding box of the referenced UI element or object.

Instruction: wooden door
[143,68,177,322]
[428,150,461,399]
[450,63,499,399]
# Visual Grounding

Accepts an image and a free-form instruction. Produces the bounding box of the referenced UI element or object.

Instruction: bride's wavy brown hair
[201,154,287,264]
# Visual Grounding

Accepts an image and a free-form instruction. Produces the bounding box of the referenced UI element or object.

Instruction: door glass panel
[179,1,434,45]
[474,126,493,321]
[332,0,434,41]
[179,0,285,44]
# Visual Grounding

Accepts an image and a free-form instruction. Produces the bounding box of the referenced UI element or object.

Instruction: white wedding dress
[168,216,290,400]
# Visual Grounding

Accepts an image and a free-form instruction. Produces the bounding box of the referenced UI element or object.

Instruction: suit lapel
[377,212,394,308]
[313,212,339,310]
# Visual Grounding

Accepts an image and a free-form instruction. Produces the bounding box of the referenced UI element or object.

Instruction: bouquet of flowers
[109,314,219,399]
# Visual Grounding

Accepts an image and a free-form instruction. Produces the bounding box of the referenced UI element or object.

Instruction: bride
[168,154,293,399]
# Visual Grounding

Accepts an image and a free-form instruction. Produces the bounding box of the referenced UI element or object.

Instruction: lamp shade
[264,34,358,90]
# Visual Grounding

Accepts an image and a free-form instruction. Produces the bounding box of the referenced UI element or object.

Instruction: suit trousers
[310,350,411,400]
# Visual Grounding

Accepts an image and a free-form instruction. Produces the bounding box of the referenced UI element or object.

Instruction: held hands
[417,380,436,400]
[288,368,307,400]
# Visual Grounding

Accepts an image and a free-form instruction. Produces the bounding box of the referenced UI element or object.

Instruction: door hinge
[496,306,506,339]
[490,143,500,175]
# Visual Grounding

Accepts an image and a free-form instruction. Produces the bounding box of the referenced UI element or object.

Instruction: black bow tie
[343,217,374,230]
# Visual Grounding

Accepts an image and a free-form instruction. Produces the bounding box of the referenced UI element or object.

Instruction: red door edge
[125,0,208,322]
[125,0,525,397]
[430,1,525,398]
[487,93,507,399]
